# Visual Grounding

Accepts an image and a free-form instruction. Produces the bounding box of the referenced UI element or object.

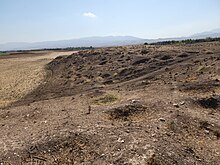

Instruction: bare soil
[0,42,220,164]
[0,51,77,108]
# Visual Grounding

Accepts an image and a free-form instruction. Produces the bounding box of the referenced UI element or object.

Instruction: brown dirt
[0,42,220,164]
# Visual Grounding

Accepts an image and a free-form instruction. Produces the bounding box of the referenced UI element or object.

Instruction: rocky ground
[0,42,220,164]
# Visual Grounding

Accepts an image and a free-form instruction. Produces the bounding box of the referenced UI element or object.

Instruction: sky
[0,0,220,44]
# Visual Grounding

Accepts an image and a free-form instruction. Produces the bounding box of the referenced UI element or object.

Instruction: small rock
[131,99,139,104]
[117,137,125,143]
[166,132,171,136]
[167,152,172,156]
[180,101,185,105]
[173,103,179,108]
[159,118,165,122]
[204,130,210,134]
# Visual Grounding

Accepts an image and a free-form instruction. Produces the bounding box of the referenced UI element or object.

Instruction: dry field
[0,51,77,108]
[0,42,220,164]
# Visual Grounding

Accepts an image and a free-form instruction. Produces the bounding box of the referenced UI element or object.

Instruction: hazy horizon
[1,0,220,44]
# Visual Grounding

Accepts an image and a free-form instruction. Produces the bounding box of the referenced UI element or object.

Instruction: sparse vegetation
[93,94,118,104]
[146,37,220,45]
[0,52,9,56]
[1,47,94,54]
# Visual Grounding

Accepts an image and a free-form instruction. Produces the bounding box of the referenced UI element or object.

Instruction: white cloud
[83,12,97,18]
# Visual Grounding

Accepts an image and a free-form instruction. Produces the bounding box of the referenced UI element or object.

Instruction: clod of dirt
[132,57,149,65]
[107,104,146,121]
[178,52,190,58]
[197,97,219,109]
[160,55,172,60]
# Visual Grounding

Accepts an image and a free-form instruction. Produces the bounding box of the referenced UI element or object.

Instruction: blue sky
[0,0,220,43]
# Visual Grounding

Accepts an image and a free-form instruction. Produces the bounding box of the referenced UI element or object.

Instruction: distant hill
[190,29,220,39]
[0,36,145,51]
[143,29,220,44]
[0,29,220,51]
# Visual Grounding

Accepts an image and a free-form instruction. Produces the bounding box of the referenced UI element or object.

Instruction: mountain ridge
[1,29,220,51]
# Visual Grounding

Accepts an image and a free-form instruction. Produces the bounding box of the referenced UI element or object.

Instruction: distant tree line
[144,37,220,45]
[1,46,94,53]
[36,46,94,51]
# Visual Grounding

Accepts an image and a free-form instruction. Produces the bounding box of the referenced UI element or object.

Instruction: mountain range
[1,29,220,51]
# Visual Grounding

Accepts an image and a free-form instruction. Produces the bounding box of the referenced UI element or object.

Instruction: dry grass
[93,94,118,105]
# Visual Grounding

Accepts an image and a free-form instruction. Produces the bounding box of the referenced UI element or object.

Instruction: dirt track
[0,43,220,164]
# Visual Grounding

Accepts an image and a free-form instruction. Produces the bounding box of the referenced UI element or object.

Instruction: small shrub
[93,94,118,104]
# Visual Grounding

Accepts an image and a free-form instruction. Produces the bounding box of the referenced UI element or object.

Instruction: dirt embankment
[0,42,220,164]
